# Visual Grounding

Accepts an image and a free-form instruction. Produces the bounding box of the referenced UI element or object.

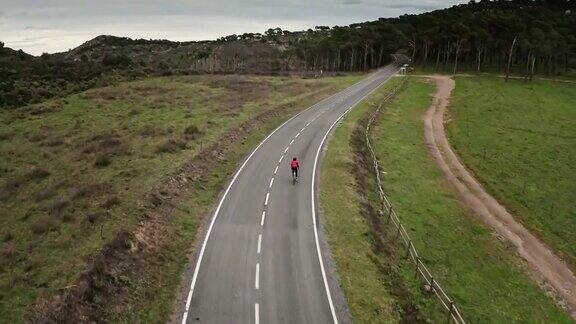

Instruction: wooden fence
[363,76,465,323]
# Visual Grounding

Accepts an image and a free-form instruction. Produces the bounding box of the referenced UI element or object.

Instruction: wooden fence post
[447,301,454,323]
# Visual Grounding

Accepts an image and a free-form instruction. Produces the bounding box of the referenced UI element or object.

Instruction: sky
[0,0,468,56]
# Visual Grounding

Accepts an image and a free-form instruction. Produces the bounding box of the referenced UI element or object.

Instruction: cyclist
[291,157,300,181]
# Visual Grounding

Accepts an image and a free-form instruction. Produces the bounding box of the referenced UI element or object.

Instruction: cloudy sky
[1,0,467,56]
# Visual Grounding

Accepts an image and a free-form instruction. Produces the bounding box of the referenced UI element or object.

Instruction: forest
[0,0,574,109]
[282,0,575,76]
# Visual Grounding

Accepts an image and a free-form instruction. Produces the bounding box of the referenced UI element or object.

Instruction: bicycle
[292,168,298,185]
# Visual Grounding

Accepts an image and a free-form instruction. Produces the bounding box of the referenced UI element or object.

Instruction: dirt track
[423,75,576,318]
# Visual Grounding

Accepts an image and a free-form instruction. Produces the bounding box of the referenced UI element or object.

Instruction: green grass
[321,76,571,322]
[0,73,363,322]
[320,78,403,323]
[447,76,576,270]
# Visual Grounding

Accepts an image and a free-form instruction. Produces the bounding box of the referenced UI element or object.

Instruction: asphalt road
[181,65,399,324]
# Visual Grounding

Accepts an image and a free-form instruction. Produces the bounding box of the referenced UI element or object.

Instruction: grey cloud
[340,0,364,5]
[1,0,467,55]
[386,3,440,10]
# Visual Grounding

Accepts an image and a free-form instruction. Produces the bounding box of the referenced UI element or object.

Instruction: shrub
[156,138,188,154]
[1,242,16,259]
[184,124,203,140]
[25,168,50,181]
[0,132,13,141]
[28,133,47,142]
[30,218,58,235]
[49,198,69,216]
[101,196,121,209]
[2,232,13,242]
[94,154,111,167]
[71,183,105,200]
[86,211,108,224]
[35,187,57,202]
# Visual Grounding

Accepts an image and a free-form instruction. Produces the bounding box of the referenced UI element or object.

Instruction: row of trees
[277,0,575,76]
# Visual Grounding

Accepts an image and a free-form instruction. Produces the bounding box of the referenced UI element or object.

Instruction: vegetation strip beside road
[0,74,362,322]
[320,76,570,322]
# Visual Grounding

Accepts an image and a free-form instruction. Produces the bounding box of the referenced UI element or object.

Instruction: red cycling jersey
[291,160,299,169]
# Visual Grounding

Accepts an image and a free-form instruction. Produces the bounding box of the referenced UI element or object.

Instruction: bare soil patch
[423,75,576,318]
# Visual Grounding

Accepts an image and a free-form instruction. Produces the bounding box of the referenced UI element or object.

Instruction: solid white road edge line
[310,69,395,324]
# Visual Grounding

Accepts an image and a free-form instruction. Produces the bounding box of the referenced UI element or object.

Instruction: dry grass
[0,73,364,322]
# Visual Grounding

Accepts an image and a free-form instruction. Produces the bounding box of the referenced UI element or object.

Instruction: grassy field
[447,76,576,270]
[321,77,570,322]
[0,73,362,322]
[320,78,407,323]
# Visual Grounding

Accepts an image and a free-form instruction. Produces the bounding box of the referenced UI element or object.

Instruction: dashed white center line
[278,155,284,163]
[284,146,289,153]
[269,178,274,188]
[301,127,306,132]
[274,165,279,174]
[255,263,260,289]
[260,211,266,226]
[255,303,260,324]
[257,234,262,254]
[295,133,300,138]
[264,193,270,206]
[306,122,311,126]
[289,139,294,145]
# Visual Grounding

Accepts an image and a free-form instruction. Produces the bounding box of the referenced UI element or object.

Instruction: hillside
[2,0,574,110]
[0,73,363,322]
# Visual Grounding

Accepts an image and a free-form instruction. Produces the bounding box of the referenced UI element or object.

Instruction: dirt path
[423,75,576,318]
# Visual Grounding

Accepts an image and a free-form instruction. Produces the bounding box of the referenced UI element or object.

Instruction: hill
[1,0,574,109]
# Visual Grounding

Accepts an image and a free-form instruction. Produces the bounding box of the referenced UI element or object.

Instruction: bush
[94,154,111,167]
[30,218,58,235]
[156,138,188,154]
[49,198,69,216]
[184,124,203,140]
[101,196,121,209]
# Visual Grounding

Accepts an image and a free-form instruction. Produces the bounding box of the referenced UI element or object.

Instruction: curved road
[181,65,399,324]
